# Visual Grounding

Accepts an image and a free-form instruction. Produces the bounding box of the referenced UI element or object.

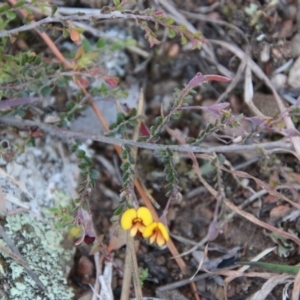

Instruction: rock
[288,56,300,88]
[71,83,140,134]
[0,213,74,300]
[271,73,287,89]
[253,93,286,117]
[0,135,79,213]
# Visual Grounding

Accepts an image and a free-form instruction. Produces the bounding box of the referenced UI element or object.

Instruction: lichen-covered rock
[0,213,74,300]
[0,135,79,213]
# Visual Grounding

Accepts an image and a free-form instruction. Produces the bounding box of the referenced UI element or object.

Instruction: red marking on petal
[84,235,95,245]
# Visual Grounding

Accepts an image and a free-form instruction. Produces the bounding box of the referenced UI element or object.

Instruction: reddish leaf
[152,10,165,16]
[148,35,160,48]
[30,130,45,138]
[70,29,81,45]
[104,77,119,88]
[77,77,89,88]
[202,102,230,116]
[87,68,101,75]
[186,72,206,89]
[140,122,151,136]
[204,75,231,82]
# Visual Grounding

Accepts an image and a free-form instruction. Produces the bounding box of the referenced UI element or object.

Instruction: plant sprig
[155,148,181,198]
[106,108,140,137]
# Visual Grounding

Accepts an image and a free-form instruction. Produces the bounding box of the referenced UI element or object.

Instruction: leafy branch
[106,108,140,137]
[113,144,139,217]
[145,73,232,142]
[155,148,181,199]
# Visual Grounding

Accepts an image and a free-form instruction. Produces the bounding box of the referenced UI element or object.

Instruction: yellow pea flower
[120,207,153,237]
[143,222,169,247]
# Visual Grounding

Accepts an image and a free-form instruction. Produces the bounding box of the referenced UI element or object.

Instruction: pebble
[271,73,287,88]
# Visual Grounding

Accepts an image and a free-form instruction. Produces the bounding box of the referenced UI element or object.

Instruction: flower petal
[157,222,169,242]
[137,207,153,226]
[120,208,137,230]
[136,222,145,233]
[149,232,156,244]
[130,224,139,237]
[142,222,157,238]
[156,232,165,247]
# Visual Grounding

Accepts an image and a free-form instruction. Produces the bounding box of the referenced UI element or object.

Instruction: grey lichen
[0,213,75,300]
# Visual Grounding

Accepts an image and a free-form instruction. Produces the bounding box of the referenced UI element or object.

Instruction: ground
[1,0,300,300]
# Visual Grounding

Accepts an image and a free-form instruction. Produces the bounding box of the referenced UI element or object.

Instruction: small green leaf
[137,136,148,142]
[82,202,88,211]
[197,130,205,140]
[171,112,181,119]
[181,34,188,45]
[109,122,118,130]
[186,137,196,143]
[78,162,88,169]
[51,5,57,16]
[33,56,41,65]
[221,112,227,123]
[118,124,127,133]
[80,170,88,176]
[166,173,174,182]
[239,261,299,275]
[20,53,28,65]
[105,132,115,137]
[90,169,100,180]
[122,172,130,182]
[74,198,81,204]
[178,25,187,31]
[155,149,165,158]
[82,38,91,52]
[113,0,120,5]
[206,123,214,132]
[14,0,25,8]
[217,154,226,164]
[114,205,124,216]
[55,222,65,229]
[48,207,60,214]
[40,85,52,96]
[121,162,130,172]
[16,108,26,118]
[0,4,10,13]
[70,144,78,152]
[129,107,137,117]
[83,156,92,165]
[76,149,86,159]
[123,144,131,153]
[96,38,107,48]
[167,28,176,38]
[117,112,126,124]
[66,100,75,110]
[62,28,69,38]
[150,135,160,143]
[150,125,156,135]
[121,151,128,159]
[155,116,163,125]
[5,10,16,20]
[128,156,135,165]
[165,18,174,25]
[128,119,138,127]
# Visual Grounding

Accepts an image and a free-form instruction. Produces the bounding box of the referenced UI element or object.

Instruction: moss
[0,213,74,300]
